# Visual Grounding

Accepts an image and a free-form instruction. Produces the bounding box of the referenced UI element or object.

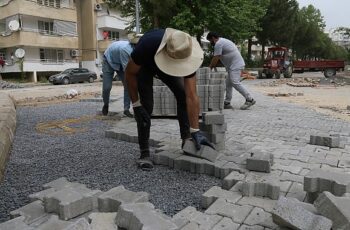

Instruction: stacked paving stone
[200,111,227,151]
[152,67,226,116]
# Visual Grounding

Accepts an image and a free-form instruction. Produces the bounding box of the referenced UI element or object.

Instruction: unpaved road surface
[252,72,350,122]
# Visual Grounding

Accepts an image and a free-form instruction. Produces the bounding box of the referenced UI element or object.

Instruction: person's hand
[133,106,150,128]
[191,131,215,150]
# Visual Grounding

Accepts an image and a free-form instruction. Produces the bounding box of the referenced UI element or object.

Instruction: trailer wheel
[258,70,263,79]
[324,68,336,78]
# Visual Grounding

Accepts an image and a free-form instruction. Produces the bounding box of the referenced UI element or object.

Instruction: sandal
[136,157,154,171]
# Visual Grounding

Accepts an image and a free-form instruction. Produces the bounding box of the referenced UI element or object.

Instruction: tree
[256,0,299,51]
[104,0,266,43]
[292,5,346,60]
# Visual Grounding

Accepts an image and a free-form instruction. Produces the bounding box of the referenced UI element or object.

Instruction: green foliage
[257,0,299,47]
[104,0,348,61]
[104,0,267,42]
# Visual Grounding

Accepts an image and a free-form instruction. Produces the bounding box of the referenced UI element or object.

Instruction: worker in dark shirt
[125,28,214,170]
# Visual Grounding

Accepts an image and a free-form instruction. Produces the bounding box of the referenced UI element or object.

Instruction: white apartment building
[329,28,350,50]
[0,0,131,82]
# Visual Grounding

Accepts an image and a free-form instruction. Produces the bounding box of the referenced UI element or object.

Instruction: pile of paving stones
[152,67,226,116]
[0,80,23,89]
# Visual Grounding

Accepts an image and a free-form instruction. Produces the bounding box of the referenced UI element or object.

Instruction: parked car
[49,68,97,85]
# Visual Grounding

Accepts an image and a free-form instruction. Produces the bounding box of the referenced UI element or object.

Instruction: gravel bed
[0,102,220,222]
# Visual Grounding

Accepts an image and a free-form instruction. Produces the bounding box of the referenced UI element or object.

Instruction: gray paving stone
[88,212,118,230]
[199,123,227,134]
[179,222,200,229]
[241,174,281,200]
[238,224,264,230]
[271,164,302,175]
[152,150,183,167]
[43,177,88,191]
[29,188,56,202]
[285,191,307,202]
[215,161,246,179]
[244,207,277,229]
[10,200,49,225]
[304,168,350,196]
[222,171,245,190]
[310,134,344,148]
[44,186,101,220]
[237,196,276,213]
[280,172,303,183]
[115,202,178,230]
[272,196,332,230]
[182,139,220,162]
[0,216,34,230]
[205,198,253,224]
[173,155,215,175]
[202,111,225,125]
[63,218,91,230]
[201,186,242,209]
[314,191,350,230]
[36,215,73,230]
[98,186,149,212]
[173,206,223,229]
[212,217,240,230]
[246,152,274,173]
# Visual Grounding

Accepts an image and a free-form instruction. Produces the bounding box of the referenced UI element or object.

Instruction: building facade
[0,0,130,82]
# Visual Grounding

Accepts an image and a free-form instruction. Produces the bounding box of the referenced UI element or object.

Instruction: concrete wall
[0,93,16,182]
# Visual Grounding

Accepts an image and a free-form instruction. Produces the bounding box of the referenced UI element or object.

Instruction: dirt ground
[252,72,350,122]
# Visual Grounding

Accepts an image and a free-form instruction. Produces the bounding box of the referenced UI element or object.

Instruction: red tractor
[258,46,293,79]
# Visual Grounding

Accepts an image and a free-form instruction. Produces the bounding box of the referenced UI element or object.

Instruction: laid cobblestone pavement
[1,81,350,229]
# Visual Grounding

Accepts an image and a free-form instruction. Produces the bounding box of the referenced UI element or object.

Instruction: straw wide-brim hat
[154,28,204,77]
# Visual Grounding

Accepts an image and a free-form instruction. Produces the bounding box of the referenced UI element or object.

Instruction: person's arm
[184,75,200,129]
[125,58,141,103]
[209,55,221,69]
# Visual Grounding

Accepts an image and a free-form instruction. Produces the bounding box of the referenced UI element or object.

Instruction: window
[0,49,5,60]
[40,49,64,63]
[38,21,54,35]
[106,30,119,41]
[37,0,61,8]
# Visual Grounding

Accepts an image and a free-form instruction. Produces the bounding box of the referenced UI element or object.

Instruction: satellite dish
[8,20,20,31]
[15,48,25,59]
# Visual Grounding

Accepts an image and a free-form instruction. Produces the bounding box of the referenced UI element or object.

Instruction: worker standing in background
[101,34,142,117]
[207,32,256,110]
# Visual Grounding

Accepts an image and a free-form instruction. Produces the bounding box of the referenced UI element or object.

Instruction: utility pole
[135,0,140,33]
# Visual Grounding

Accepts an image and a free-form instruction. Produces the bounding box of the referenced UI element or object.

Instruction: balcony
[0,0,76,22]
[0,30,78,49]
[97,15,128,30]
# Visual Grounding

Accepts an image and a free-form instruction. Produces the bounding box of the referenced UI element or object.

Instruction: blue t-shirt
[131,29,165,74]
[104,40,133,72]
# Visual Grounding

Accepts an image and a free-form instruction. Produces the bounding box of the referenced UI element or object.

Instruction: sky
[297,0,350,31]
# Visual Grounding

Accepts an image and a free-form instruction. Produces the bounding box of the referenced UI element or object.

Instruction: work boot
[240,99,256,110]
[224,103,234,110]
[102,104,109,116]
[124,110,134,118]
